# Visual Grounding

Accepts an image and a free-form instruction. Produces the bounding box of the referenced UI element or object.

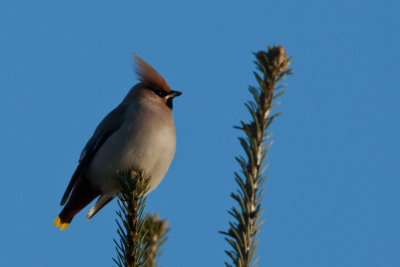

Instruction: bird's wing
[60,103,128,206]
[86,193,114,220]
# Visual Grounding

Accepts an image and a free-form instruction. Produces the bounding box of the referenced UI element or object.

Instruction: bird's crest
[134,55,171,93]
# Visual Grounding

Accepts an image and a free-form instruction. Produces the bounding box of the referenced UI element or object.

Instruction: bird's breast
[87,105,176,194]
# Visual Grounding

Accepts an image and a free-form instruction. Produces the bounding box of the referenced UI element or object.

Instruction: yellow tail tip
[54,216,61,227]
[53,216,70,231]
[60,223,70,231]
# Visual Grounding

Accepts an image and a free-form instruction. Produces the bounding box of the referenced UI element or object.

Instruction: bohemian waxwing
[54,55,181,231]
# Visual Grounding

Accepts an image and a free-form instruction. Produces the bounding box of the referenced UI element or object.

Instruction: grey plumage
[55,55,181,230]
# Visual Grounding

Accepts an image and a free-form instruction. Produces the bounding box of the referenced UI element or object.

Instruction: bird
[54,55,181,231]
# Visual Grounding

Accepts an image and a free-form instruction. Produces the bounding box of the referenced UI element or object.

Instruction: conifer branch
[113,171,170,267]
[143,214,170,267]
[221,45,292,267]
[113,170,150,267]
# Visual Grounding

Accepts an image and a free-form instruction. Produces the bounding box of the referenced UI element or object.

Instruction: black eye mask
[151,85,167,97]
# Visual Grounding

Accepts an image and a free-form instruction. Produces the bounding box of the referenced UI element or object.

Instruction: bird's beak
[167,90,182,98]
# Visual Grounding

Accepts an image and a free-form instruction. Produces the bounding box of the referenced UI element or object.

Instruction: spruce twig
[113,170,150,267]
[143,214,170,267]
[220,45,292,267]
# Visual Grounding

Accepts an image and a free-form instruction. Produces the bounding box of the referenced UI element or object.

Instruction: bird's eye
[151,86,166,97]
[155,90,164,97]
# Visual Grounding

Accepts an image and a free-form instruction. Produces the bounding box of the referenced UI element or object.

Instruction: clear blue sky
[1,0,399,266]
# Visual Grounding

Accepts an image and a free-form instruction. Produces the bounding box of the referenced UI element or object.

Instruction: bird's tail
[54,176,100,231]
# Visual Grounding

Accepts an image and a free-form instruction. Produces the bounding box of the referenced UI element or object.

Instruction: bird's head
[124,55,182,110]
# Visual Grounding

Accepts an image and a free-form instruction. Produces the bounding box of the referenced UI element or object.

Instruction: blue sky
[1,0,399,266]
